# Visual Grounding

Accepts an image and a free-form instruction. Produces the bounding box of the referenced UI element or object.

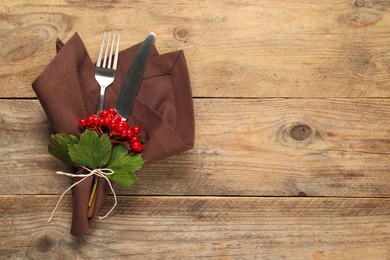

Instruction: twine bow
[48,166,117,223]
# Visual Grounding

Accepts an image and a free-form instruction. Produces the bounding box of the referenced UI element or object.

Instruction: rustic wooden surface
[1,0,389,259]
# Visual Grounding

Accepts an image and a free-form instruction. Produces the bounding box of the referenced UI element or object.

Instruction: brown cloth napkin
[32,33,195,237]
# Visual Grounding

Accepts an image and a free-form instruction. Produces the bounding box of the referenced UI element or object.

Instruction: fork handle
[97,86,106,114]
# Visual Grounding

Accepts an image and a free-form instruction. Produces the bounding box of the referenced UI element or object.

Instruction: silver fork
[95,32,120,113]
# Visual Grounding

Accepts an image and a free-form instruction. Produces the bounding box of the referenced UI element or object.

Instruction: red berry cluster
[78,108,143,153]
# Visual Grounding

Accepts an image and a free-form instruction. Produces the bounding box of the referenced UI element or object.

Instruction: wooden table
[1,1,389,259]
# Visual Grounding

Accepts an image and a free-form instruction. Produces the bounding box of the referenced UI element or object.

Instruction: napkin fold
[32,33,195,237]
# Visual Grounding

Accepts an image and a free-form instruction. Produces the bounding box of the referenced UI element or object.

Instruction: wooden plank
[1,99,389,197]
[1,1,390,98]
[0,196,389,259]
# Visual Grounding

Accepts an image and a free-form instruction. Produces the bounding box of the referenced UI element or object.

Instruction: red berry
[113,114,122,123]
[107,108,117,115]
[132,125,141,134]
[87,115,96,125]
[127,129,134,138]
[79,118,88,127]
[103,117,110,125]
[107,119,117,129]
[99,110,109,118]
[131,141,143,152]
[115,122,126,132]
[130,136,139,142]
[120,130,128,138]
[98,118,105,126]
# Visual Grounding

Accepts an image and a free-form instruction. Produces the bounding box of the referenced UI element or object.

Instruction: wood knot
[277,121,319,148]
[173,26,192,42]
[35,235,55,253]
[290,124,312,141]
[27,231,66,257]
[187,200,206,219]
[355,0,365,7]
[338,10,381,27]
[298,191,308,197]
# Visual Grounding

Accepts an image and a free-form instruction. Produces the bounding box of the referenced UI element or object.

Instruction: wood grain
[1,1,390,257]
[1,99,389,197]
[1,0,390,98]
[1,196,389,259]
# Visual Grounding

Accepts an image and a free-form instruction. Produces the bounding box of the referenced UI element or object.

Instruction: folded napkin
[32,33,195,237]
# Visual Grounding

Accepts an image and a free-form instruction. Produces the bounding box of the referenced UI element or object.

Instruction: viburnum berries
[78,108,143,153]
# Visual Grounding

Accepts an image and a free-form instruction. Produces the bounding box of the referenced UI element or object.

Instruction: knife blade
[115,32,156,119]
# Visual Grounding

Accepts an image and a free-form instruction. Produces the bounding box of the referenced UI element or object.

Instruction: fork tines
[96,32,120,70]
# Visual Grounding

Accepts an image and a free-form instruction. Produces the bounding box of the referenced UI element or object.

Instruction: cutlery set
[88,32,156,216]
[95,32,155,117]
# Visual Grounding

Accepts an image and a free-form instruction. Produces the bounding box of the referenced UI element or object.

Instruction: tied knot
[48,166,117,223]
[88,167,115,177]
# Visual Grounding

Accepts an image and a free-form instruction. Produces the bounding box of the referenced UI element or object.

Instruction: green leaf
[106,145,144,186]
[48,133,79,165]
[68,130,112,168]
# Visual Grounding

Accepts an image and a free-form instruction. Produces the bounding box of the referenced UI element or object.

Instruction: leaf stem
[88,176,99,207]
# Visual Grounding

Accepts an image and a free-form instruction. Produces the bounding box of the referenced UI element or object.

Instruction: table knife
[115,32,156,119]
